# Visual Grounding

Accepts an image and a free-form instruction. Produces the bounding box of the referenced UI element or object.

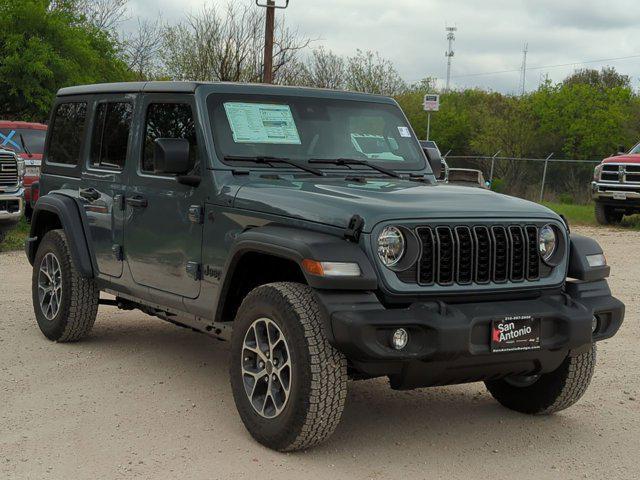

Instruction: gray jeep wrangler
[26,82,624,451]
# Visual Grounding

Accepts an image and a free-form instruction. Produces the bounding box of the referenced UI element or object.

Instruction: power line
[451,53,640,79]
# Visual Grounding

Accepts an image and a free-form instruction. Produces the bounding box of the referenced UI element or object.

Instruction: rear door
[79,95,135,278]
[123,94,204,298]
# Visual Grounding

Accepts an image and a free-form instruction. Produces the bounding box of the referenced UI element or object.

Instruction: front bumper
[0,187,24,224]
[592,181,640,205]
[325,280,624,389]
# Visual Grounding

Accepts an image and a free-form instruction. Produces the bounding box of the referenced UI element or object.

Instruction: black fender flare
[567,234,610,282]
[213,225,379,327]
[26,194,94,278]
[220,225,378,292]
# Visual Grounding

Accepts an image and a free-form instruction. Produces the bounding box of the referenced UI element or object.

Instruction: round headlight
[538,224,557,263]
[377,226,405,267]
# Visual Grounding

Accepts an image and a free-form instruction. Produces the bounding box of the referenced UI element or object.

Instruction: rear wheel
[485,345,596,414]
[595,202,623,225]
[32,229,99,342]
[229,282,348,451]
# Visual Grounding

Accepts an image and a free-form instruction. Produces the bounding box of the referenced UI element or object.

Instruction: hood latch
[344,215,365,243]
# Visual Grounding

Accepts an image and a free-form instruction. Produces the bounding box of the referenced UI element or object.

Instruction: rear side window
[47,102,87,165]
[142,103,198,173]
[90,102,133,170]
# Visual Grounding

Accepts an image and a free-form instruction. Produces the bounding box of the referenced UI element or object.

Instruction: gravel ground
[1,226,639,480]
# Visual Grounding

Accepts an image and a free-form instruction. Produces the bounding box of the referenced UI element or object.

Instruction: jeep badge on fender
[25,81,624,451]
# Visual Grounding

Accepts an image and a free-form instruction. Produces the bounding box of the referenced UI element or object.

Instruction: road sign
[423,94,440,112]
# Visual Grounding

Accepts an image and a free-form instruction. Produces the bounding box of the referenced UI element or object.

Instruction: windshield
[630,142,640,154]
[0,128,47,156]
[207,93,427,172]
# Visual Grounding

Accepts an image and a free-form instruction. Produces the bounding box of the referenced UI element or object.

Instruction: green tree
[0,0,131,121]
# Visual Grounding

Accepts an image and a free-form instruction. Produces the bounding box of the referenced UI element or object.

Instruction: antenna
[445,25,457,92]
[519,42,528,95]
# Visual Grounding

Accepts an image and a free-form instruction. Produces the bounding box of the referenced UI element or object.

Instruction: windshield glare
[629,142,640,154]
[0,128,47,155]
[207,93,427,172]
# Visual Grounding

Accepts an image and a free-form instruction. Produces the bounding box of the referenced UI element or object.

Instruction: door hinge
[114,194,125,211]
[186,261,202,281]
[112,244,124,261]
[188,205,204,224]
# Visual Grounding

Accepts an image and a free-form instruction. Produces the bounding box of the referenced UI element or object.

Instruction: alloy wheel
[38,252,62,321]
[241,317,292,419]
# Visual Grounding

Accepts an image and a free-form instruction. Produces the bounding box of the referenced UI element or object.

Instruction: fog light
[391,328,409,350]
[592,316,599,333]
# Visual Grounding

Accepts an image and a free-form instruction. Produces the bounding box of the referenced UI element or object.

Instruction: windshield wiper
[224,155,324,176]
[308,158,401,178]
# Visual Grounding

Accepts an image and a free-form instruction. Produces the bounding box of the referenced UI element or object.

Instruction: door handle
[79,187,100,201]
[126,195,148,208]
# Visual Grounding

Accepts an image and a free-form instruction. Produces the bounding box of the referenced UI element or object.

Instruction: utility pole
[519,42,528,95]
[256,0,290,84]
[445,26,457,92]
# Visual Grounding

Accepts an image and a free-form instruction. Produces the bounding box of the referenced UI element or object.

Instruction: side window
[142,103,198,174]
[47,102,87,165]
[90,102,133,170]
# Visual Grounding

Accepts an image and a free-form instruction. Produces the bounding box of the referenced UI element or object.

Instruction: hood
[233,177,560,232]
[602,154,640,164]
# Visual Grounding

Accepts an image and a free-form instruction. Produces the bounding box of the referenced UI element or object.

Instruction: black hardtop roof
[56,81,396,104]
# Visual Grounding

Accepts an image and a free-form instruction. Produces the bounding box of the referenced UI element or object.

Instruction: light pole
[255,0,290,84]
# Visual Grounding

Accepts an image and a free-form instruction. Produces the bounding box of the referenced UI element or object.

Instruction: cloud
[122,0,640,93]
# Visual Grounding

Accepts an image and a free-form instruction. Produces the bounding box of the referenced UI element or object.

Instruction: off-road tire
[229,282,348,451]
[32,229,99,342]
[595,202,623,225]
[485,345,596,414]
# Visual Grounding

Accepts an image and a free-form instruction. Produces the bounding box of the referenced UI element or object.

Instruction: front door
[123,95,204,299]
[81,96,134,278]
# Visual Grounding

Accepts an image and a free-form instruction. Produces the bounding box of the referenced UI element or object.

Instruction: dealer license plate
[491,315,540,353]
[613,192,627,200]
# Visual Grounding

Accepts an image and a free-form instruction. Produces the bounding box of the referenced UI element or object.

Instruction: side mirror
[422,146,442,178]
[618,145,627,155]
[154,138,191,175]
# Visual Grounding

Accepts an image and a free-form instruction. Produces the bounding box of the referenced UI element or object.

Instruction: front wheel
[229,282,348,451]
[485,345,596,414]
[595,202,623,225]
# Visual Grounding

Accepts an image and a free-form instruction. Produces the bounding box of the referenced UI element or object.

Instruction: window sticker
[224,102,301,144]
[397,126,411,138]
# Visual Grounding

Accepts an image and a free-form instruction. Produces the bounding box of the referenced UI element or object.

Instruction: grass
[542,201,640,230]
[0,216,29,253]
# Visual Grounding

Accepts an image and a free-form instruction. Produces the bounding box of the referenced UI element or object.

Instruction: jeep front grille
[415,224,541,286]
[0,153,18,188]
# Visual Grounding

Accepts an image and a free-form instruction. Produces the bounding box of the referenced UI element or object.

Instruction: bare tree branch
[345,50,407,96]
[123,17,163,80]
[161,3,311,83]
[75,0,129,31]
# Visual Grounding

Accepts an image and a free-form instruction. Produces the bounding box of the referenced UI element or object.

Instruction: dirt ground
[1,226,639,480]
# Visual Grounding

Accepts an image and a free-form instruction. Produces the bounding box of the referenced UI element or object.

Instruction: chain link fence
[444,155,600,204]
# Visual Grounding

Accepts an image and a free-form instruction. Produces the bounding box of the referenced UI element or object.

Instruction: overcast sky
[122,0,640,93]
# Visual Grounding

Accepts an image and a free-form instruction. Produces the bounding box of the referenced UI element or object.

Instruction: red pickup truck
[592,143,640,223]
[0,121,47,218]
